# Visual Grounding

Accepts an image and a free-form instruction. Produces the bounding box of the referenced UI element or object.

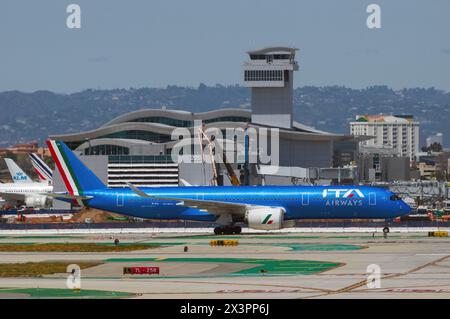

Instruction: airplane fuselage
[0,183,52,193]
[83,185,410,221]
[0,183,53,207]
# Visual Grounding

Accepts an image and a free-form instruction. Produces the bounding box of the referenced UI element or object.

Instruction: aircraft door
[196,194,204,201]
[116,194,124,207]
[301,193,309,206]
[369,192,376,206]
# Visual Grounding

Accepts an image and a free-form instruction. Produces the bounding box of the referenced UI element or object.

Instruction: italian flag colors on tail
[47,140,82,196]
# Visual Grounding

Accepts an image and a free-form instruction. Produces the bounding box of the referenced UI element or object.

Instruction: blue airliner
[47,140,411,234]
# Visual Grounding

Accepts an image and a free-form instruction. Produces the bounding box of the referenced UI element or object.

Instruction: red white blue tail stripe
[29,153,53,183]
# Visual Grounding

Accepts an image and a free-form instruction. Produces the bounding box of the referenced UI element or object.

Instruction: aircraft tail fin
[46,140,105,195]
[29,153,53,184]
[4,158,33,183]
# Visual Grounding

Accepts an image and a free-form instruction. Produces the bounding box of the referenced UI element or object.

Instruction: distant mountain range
[0,84,449,148]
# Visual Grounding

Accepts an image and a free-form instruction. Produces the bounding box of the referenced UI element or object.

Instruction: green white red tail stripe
[47,140,81,196]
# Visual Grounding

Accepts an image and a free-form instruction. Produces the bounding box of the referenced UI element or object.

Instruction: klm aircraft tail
[29,153,53,184]
[46,140,105,195]
[4,158,32,183]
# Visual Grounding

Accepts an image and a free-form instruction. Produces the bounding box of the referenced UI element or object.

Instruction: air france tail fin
[4,158,33,183]
[46,140,105,195]
[29,153,53,184]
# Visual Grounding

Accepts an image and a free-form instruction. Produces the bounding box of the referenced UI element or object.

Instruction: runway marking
[357,282,450,293]
[303,254,450,299]
[416,254,450,256]
[0,276,333,294]
[130,280,334,294]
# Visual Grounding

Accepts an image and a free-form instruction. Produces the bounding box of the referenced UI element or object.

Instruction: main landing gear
[214,225,242,235]
[383,220,391,235]
[382,220,390,238]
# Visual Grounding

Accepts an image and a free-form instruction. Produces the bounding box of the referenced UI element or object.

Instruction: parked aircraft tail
[4,158,33,183]
[29,153,53,184]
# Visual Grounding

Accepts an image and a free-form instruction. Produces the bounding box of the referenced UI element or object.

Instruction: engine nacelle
[246,207,285,230]
[24,195,49,208]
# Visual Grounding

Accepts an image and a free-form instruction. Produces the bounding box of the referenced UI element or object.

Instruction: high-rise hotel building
[350,114,419,161]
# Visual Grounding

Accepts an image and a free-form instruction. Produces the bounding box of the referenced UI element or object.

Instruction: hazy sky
[1,0,449,93]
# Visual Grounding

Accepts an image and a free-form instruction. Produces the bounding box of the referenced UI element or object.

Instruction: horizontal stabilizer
[44,192,93,200]
[180,178,195,187]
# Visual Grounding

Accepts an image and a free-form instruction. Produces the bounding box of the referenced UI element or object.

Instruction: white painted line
[416,254,450,256]
[0,227,449,236]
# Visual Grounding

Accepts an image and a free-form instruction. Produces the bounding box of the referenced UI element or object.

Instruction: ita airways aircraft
[0,158,53,208]
[47,140,411,235]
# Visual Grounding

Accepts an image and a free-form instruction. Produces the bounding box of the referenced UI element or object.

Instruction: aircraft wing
[128,183,249,216]
[0,191,26,202]
[177,198,246,216]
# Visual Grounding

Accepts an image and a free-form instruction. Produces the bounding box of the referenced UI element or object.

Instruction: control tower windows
[249,54,291,60]
[284,70,289,82]
[273,54,290,60]
[250,54,265,60]
[244,70,283,81]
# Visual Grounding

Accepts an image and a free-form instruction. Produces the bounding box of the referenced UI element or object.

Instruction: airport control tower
[243,46,299,129]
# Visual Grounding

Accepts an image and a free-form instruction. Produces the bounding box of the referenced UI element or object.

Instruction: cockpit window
[390,194,401,201]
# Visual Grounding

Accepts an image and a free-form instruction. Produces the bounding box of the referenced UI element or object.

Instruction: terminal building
[50,47,363,206]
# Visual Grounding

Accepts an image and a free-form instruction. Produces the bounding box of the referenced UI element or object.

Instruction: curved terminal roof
[50,108,359,145]
[103,108,251,127]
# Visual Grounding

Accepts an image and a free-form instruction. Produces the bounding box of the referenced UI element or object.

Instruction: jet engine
[246,207,286,230]
[24,195,49,208]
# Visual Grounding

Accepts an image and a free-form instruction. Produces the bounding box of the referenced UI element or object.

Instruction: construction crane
[197,125,240,186]
[197,125,218,186]
[211,135,241,186]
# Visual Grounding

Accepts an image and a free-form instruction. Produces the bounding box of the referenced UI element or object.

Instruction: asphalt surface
[1,232,450,298]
